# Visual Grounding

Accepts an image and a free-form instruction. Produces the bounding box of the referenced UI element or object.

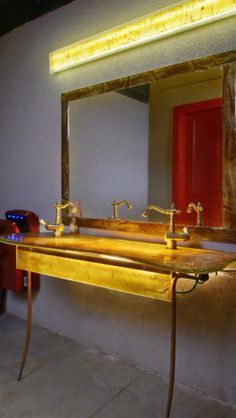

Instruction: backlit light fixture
[49,0,236,73]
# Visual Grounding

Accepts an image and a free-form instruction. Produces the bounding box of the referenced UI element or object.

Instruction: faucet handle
[168,203,181,233]
[54,200,63,210]
[170,203,181,215]
[54,200,77,210]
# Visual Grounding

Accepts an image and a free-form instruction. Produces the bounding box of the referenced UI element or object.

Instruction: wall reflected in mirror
[69,90,149,220]
[68,66,222,226]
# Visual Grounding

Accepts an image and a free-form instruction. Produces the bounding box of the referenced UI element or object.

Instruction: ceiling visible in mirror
[117,85,150,104]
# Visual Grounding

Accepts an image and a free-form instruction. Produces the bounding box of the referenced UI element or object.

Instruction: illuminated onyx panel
[49,0,236,73]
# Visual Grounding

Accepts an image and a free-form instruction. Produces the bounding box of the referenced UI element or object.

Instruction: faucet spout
[40,200,77,237]
[141,203,189,249]
[141,203,181,233]
[186,202,203,227]
[112,199,132,220]
[54,200,77,225]
[39,219,64,238]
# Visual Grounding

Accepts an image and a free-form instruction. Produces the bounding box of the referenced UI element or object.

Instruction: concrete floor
[0,314,235,418]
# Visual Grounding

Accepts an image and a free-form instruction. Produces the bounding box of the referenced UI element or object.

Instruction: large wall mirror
[62,50,236,232]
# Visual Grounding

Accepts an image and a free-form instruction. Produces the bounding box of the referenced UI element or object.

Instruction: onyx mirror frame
[61,50,236,243]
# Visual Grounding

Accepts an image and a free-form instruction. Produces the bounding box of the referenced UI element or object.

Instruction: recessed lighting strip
[49,0,236,73]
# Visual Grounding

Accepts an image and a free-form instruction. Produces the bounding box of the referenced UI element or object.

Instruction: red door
[172,98,223,227]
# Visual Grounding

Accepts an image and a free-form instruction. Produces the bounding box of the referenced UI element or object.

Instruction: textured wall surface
[0,0,236,405]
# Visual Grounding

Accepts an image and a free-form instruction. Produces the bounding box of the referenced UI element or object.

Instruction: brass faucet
[141,203,189,249]
[186,202,203,227]
[112,199,132,220]
[141,203,181,233]
[40,200,77,237]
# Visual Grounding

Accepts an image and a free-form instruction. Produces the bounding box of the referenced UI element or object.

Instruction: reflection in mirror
[62,51,236,230]
[149,67,222,227]
[69,67,222,225]
[69,90,149,219]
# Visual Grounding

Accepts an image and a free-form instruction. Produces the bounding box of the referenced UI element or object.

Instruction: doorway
[172,98,223,227]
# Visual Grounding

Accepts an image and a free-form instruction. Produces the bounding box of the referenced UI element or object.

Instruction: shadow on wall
[55,271,236,336]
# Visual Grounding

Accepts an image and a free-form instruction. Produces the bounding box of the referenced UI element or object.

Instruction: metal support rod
[165,272,199,418]
[165,273,178,418]
[18,271,32,381]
